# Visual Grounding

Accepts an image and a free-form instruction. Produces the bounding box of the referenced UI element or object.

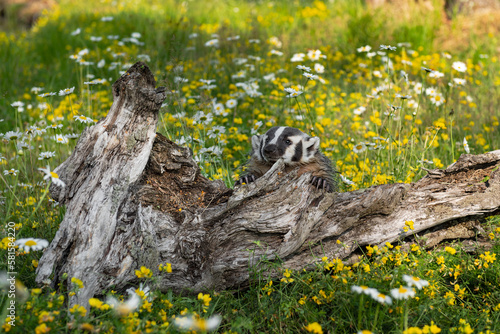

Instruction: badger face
[251,127,320,165]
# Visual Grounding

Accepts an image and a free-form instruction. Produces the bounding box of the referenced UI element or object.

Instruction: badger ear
[251,135,262,152]
[305,136,320,157]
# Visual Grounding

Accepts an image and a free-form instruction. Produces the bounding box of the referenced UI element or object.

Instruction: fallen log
[36,62,500,308]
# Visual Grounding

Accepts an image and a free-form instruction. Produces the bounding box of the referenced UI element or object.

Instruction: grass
[1,0,500,332]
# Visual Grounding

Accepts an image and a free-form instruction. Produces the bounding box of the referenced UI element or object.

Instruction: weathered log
[36,62,500,308]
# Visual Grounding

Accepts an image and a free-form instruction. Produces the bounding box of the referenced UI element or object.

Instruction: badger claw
[310,176,331,193]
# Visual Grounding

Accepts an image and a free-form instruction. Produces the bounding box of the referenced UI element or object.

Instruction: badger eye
[285,139,292,145]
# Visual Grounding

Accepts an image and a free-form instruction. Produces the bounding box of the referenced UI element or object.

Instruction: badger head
[251,126,320,165]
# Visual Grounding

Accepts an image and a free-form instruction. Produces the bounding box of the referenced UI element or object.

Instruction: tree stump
[36,62,500,308]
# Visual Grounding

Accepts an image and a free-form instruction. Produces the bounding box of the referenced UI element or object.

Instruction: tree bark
[36,62,500,307]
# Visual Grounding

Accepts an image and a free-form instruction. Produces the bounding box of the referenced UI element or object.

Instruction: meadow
[1,0,500,332]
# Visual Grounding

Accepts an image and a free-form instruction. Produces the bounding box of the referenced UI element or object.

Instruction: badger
[235,126,337,192]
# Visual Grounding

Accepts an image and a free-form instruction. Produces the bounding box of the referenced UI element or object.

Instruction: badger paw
[311,176,332,192]
[235,174,257,187]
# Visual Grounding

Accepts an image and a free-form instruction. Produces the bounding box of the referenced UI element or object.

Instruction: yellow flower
[304,322,323,334]
[445,247,456,255]
[422,321,442,333]
[404,328,422,334]
[69,304,87,317]
[89,297,111,311]
[198,293,212,307]
[35,323,50,334]
[71,277,84,289]
[159,263,172,273]
[135,266,153,278]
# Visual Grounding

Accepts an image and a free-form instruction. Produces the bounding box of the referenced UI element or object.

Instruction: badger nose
[263,145,276,154]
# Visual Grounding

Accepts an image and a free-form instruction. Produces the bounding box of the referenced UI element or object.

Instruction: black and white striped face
[251,127,320,165]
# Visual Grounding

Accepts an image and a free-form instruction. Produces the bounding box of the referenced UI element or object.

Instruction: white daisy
[390,285,415,300]
[174,315,221,332]
[58,87,75,96]
[15,238,49,253]
[39,165,65,188]
[106,293,141,316]
[402,275,429,290]
[452,61,467,72]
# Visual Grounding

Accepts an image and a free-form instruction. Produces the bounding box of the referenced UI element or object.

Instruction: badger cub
[235,126,336,192]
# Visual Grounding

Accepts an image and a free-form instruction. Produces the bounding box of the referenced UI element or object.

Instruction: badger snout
[262,144,282,162]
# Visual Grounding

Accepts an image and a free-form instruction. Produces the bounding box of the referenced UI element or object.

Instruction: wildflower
[89,298,111,310]
[280,268,295,283]
[284,87,303,98]
[353,106,366,115]
[127,283,151,299]
[422,322,442,333]
[198,293,212,307]
[39,92,57,97]
[304,322,323,334]
[70,28,81,35]
[26,125,46,136]
[404,328,423,334]
[135,266,153,278]
[340,174,355,185]
[270,49,284,56]
[452,61,467,72]
[421,67,433,73]
[71,277,84,289]
[380,44,397,51]
[429,93,445,106]
[226,99,238,108]
[73,115,95,124]
[311,64,324,74]
[463,138,470,153]
[263,73,276,82]
[4,130,23,141]
[429,71,444,78]
[453,78,466,85]
[445,246,456,255]
[297,65,311,72]
[370,291,392,305]
[402,275,429,289]
[4,169,19,176]
[39,165,66,187]
[84,78,107,85]
[390,285,415,300]
[159,262,172,272]
[396,94,412,99]
[307,49,326,61]
[106,293,141,316]
[479,251,496,264]
[212,102,226,116]
[15,238,49,253]
[351,285,378,296]
[403,220,414,232]
[303,72,319,80]
[290,53,305,62]
[35,323,50,333]
[207,125,226,138]
[268,36,282,48]
[358,331,373,334]
[58,87,75,96]
[357,45,372,52]
[174,315,221,332]
[11,101,24,112]
[353,142,367,154]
